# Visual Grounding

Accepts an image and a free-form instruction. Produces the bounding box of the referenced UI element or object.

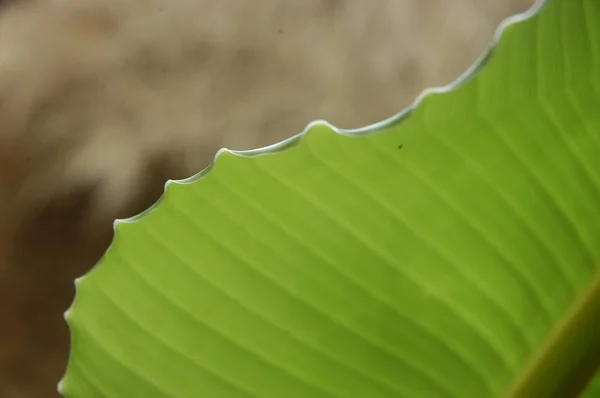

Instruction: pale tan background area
[0,0,534,396]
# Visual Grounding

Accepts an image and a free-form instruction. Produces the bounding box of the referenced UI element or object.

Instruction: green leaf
[60,0,600,397]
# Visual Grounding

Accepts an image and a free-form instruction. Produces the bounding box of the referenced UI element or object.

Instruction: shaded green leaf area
[61,0,600,397]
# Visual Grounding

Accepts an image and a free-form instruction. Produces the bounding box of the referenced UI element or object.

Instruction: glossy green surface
[61,0,600,396]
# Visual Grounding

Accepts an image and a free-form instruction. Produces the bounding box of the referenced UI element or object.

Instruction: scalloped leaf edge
[59,0,551,395]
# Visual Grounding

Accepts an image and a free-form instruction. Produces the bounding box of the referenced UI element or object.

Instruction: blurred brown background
[0,0,534,397]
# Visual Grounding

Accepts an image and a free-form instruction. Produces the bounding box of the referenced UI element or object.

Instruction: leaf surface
[61,1,600,396]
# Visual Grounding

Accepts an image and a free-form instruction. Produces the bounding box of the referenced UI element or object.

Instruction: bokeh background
[0,0,534,396]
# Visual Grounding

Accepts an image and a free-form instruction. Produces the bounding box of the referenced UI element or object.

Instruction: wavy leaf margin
[58,1,600,397]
